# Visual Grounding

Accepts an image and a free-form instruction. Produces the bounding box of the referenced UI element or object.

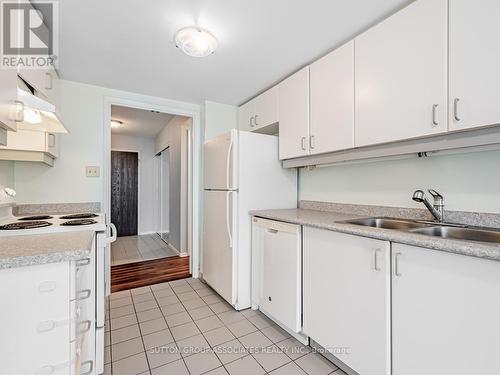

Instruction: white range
[0,203,116,375]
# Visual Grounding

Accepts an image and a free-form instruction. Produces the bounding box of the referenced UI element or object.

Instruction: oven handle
[105,223,117,244]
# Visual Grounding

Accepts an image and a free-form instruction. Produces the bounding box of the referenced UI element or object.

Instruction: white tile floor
[105,278,346,375]
[111,234,178,266]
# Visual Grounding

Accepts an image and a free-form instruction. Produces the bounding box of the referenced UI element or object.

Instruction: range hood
[15,78,68,134]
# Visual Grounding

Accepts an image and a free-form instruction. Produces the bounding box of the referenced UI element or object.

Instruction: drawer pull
[76,289,91,301]
[37,319,71,333]
[36,360,71,375]
[80,360,94,375]
[38,281,57,293]
[76,258,91,267]
[79,320,92,335]
[266,228,278,234]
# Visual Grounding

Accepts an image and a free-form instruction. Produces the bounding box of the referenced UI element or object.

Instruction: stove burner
[60,219,98,226]
[0,221,53,230]
[18,215,53,221]
[60,213,98,220]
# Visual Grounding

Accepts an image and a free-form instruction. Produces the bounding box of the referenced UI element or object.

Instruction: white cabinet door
[303,228,391,375]
[0,69,19,132]
[355,0,447,147]
[310,41,354,154]
[259,220,301,332]
[18,68,56,100]
[238,99,256,132]
[254,86,278,130]
[392,243,500,375]
[449,0,500,131]
[278,67,310,160]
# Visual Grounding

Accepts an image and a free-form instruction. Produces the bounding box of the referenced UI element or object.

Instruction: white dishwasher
[252,217,305,339]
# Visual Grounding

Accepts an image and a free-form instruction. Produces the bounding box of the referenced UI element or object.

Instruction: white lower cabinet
[0,243,97,374]
[254,218,302,333]
[392,243,500,375]
[303,228,391,375]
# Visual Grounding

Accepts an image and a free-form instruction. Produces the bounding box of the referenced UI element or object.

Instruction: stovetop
[0,208,106,236]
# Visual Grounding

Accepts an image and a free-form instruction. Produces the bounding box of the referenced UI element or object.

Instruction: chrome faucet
[412,189,445,223]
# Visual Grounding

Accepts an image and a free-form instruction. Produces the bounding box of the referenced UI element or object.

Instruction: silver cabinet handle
[453,98,461,121]
[76,258,91,267]
[45,72,53,90]
[394,253,402,277]
[249,116,255,128]
[80,360,94,375]
[76,289,91,301]
[266,228,278,234]
[374,249,382,271]
[309,135,315,149]
[432,104,439,127]
[14,100,24,122]
[78,320,92,335]
[254,114,259,126]
[301,137,306,150]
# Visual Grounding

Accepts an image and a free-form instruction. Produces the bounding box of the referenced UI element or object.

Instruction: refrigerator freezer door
[204,130,238,190]
[203,190,237,305]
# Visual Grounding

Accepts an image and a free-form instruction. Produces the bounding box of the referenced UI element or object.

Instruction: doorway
[107,103,196,290]
[111,150,139,237]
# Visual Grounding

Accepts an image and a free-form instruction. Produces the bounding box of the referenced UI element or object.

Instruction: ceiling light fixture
[175,26,218,58]
[110,120,123,129]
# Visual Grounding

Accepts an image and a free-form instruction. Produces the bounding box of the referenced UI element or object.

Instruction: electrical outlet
[86,166,100,177]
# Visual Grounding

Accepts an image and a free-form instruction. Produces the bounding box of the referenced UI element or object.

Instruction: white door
[303,228,391,375]
[449,0,500,131]
[238,100,255,132]
[355,0,447,147]
[203,190,237,305]
[254,86,278,130]
[310,41,354,154]
[392,243,500,375]
[204,130,238,190]
[278,67,310,160]
[259,220,301,332]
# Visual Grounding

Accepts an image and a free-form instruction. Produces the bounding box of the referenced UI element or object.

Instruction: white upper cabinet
[238,86,279,132]
[238,99,256,132]
[449,0,500,131]
[310,41,354,155]
[392,243,500,375]
[254,85,278,129]
[355,0,448,147]
[18,67,57,100]
[303,228,391,375]
[278,67,310,160]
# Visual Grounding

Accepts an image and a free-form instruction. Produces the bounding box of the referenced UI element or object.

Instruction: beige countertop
[0,231,94,269]
[251,208,500,262]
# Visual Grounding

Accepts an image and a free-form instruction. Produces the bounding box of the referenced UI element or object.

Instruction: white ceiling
[56,0,413,105]
[111,105,174,138]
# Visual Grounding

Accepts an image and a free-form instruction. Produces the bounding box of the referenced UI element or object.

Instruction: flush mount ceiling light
[175,27,218,57]
[110,120,123,129]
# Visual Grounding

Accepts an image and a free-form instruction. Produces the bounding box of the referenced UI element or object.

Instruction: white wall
[155,116,192,253]
[111,134,159,234]
[0,161,14,187]
[13,79,199,204]
[299,149,500,214]
[203,101,237,141]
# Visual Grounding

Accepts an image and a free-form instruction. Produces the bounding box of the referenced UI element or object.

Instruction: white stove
[0,202,116,375]
[0,205,107,236]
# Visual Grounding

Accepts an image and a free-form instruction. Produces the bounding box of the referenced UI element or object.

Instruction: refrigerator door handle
[226,138,234,189]
[226,191,234,248]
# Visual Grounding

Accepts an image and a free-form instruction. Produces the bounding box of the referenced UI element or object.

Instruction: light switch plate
[86,166,100,177]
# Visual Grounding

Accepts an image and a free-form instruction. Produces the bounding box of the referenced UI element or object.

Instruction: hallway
[112,234,178,266]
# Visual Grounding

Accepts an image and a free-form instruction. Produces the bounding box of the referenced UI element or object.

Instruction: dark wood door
[111,151,138,237]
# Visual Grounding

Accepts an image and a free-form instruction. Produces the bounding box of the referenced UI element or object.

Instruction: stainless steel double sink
[339,217,500,244]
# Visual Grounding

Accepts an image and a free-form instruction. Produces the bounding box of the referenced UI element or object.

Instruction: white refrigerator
[203,129,297,310]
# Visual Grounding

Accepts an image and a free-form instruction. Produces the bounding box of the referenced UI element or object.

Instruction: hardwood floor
[111,256,191,293]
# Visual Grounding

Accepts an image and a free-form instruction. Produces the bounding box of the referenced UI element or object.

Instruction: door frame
[110,149,140,236]
[103,97,201,278]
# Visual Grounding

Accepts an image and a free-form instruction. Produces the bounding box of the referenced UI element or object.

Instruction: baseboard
[139,231,158,235]
[179,252,189,257]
